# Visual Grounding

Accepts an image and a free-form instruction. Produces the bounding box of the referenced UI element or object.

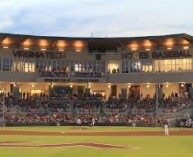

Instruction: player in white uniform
[92,117,95,127]
[164,119,169,136]
[77,118,82,127]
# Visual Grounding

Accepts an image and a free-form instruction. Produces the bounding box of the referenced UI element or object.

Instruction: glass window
[121,59,153,73]
[13,59,35,72]
[142,65,152,72]
[3,58,12,71]
[131,61,141,73]
[75,64,82,72]
[153,59,192,72]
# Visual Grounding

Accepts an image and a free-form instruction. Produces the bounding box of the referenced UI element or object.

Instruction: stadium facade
[0,33,193,99]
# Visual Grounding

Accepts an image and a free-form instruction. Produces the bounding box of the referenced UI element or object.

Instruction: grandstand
[0,33,193,127]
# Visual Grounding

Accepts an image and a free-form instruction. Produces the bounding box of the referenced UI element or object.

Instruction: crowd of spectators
[76,114,99,124]
[5,113,74,123]
[0,91,193,124]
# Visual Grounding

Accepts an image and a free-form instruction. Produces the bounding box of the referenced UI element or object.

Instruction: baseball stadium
[0,33,193,157]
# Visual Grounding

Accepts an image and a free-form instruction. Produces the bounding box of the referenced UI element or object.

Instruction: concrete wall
[108,72,193,84]
[0,71,36,82]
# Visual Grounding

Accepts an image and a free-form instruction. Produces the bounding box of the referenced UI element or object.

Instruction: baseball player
[77,118,82,127]
[164,119,169,136]
[92,117,95,127]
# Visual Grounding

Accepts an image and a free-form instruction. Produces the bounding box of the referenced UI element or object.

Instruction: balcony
[36,71,107,83]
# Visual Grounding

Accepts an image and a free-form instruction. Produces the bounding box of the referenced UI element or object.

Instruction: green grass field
[0,126,193,157]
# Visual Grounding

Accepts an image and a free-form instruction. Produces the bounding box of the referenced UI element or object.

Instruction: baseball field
[0,126,193,157]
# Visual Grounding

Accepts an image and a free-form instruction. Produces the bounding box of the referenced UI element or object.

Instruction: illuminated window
[24,63,35,72]
[14,59,35,72]
[142,65,152,72]
[131,61,141,72]
[108,62,119,73]
[122,60,152,73]
[75,64,82,72]
[154,59,192,72]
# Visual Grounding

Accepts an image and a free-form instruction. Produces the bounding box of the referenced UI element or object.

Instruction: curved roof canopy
[0,33,192,52]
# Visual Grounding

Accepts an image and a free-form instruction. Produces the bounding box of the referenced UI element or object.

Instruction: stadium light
[24,47,30,50]
[59,48,64,52]
[131,47,137,51]
[183,46,189,50]
[145,48,151,51]
[75,49,82,52]
[40,48,46,51]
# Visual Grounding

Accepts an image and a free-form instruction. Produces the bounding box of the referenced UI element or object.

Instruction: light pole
[155,84,159,127]
[2,88,5,127]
